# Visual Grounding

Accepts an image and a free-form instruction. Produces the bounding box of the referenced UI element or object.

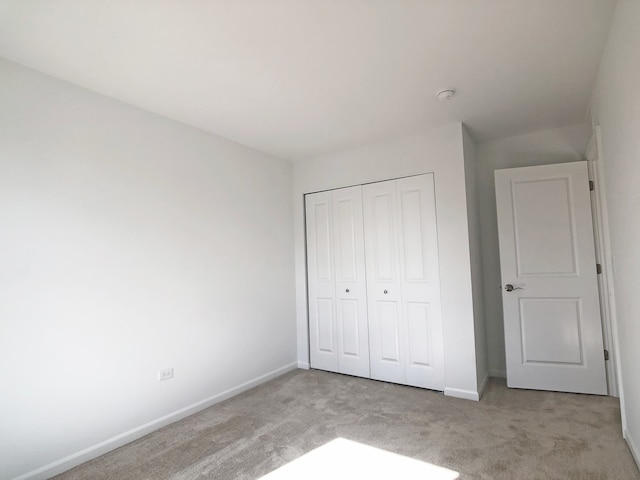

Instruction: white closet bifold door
[306,191,339,373]
[307,174,443,390]
[306,186,370,377]
[362,179,405,384]
[396,175,444,389]
[363,174,444,390]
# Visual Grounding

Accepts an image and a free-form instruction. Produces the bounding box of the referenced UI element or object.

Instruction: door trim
[586,126,621,398]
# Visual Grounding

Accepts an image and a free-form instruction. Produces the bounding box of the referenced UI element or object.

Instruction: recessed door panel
[379,302,401,362]
[520,298,583,365]
[371,192,397,282]
[406,302,431,366]
[339,299,360,356]
[512,178,577,276]
[368,299,404,383]
[316,298,335,353]
[335,198,358,282]
[313,201,333,281]
[399,189,426,282]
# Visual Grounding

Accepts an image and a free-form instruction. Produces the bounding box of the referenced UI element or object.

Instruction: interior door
[332,186,370,377]
[363,179,405,383]
[495,162,607,394]
[306,187,370,376]
[363,174,443,389]
[306,191,338,372]
[396,175,444,389]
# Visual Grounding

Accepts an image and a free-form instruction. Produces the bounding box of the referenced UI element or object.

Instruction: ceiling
[0,1,617,161]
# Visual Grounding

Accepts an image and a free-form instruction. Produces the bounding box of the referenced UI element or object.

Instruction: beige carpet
[54,369,639,480]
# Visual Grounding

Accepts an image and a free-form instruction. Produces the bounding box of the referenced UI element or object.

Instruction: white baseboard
[14,362,299,480]
[624,428,640,471]
[445,371,489,401]
[489,369,506,378]
[444,387,480,401]
[477,372,489,400]
[298,361,310,370]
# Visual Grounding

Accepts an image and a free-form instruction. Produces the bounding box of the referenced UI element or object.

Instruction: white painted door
[495,162,607,395]
[306,187,370,376]
[363,174,444,390]
[396,176,444,389]
[306,191,338,372]
[332,186,370,377]
[362,179,404,383]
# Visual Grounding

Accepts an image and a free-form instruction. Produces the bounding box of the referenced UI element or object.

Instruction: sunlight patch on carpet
[258,438,460,479]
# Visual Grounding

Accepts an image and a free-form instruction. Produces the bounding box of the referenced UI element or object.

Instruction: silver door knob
[504,284,523,292]
[383,290,388,294]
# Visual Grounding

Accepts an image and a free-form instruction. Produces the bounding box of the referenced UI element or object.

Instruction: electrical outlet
[158,368,173,381]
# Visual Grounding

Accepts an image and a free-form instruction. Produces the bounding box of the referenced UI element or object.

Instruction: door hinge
[589,180,595,191]
[604,349,609,361]
[596,263,602,274]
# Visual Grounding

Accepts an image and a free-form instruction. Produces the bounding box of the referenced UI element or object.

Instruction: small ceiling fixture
[436,89,456,101]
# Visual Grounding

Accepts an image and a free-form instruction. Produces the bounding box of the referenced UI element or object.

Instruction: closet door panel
[339,300,360,354]
[406,302,431,366]
[306,192,338,372]
[396,175,444,389]
[363,180,405,384]
[333,186,370,377]
[370,298,404,382]
[370,192,397,281]
[314,298,336,353]
[379,302,402,361]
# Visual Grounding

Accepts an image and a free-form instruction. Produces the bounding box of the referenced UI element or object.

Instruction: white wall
[462,127,488,393]
[293,123,481,399]
[475,124,590,376]
[0,59,296,480]
[590,0,640,467]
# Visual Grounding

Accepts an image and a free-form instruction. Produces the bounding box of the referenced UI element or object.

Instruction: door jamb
[586,125,620,397]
